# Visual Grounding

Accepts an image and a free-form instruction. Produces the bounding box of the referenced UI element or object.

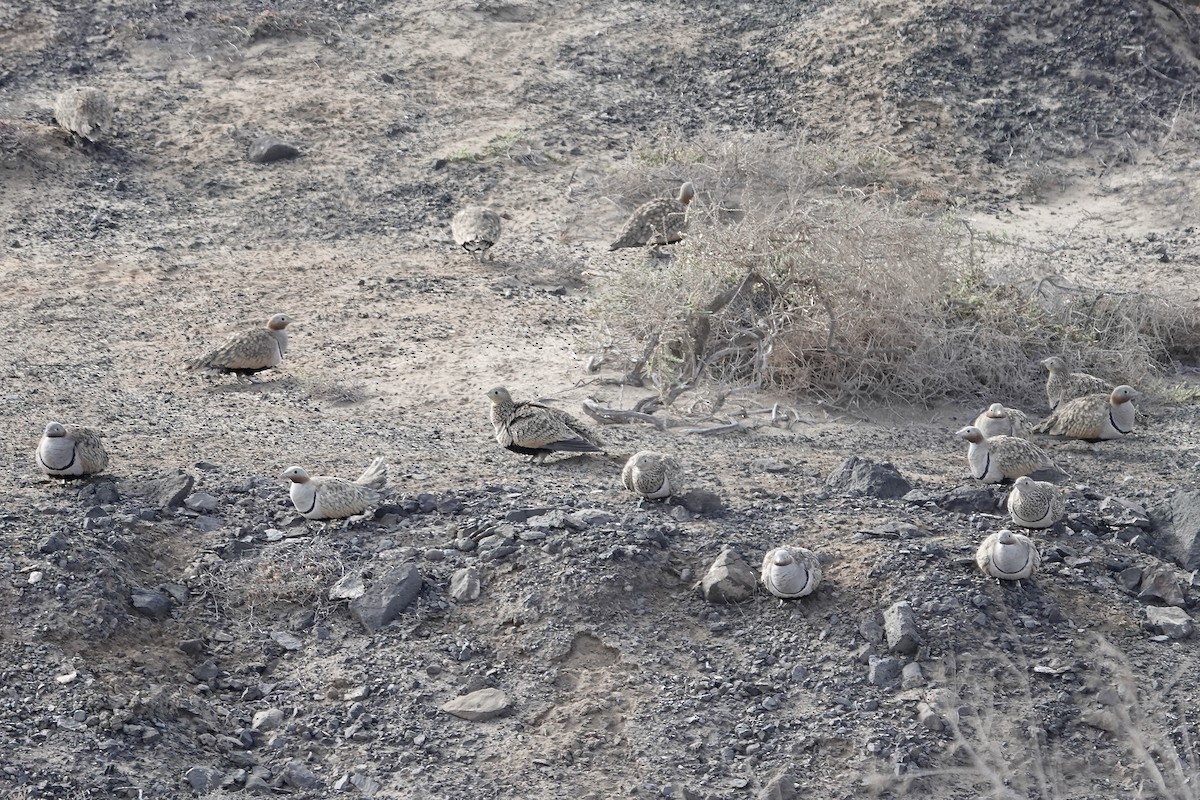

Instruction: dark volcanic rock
[140,470,195,509]
[349,563,423,631]
[701,547,757,604]
[826,455,911,499]
[131,587,172,619]
[1152,490,1200,570]
[1137,568,1185,607]
[883,601,922,655]
[248,135,301,163]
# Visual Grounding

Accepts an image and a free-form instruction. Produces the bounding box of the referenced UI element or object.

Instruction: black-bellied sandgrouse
[955,426,1065,483]
[1006,476,1066,529]
[760,547,822,599]
[486,386,603,464]
[1034,385,1138,441]
[187,313,291,383]
[1041,356,1111,411]
[451,206,502,261]
[54,87,112,143]
[621,451,685,499]
[973,403,1033,440]
[609,181,694,255]
[976,529,1040,582]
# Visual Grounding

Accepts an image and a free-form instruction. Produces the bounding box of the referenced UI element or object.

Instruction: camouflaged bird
[955,426,1065,484]
[621,451,685,499]
[1006,475,1066,529]
[973,403,1034,440]
[451,206,502,261]
[281,457,388,520]
[187,313,291,382]
[54,87,113,143]
[486,386,603,464]
[760,547,822,599]
[1041,356,1112,411]
[609,181,695,254]
[36,422,109,477]
[1033,385,1138,441]
[976,529,1040,582]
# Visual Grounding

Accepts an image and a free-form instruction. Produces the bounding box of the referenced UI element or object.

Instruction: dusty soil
[2,1,1200,798]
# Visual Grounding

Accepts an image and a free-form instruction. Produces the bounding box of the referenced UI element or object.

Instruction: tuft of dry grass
[593,133,1200,408]
[193,539,344,626]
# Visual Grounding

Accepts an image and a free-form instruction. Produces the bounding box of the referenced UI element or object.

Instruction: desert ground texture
[2,1,1200,798]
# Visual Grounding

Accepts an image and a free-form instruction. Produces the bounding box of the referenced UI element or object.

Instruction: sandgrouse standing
[609,181,695,255]
[54,87,113,144]
[187,313,291,382]
[1006,475,1066,529]
[621,451,685,500]
[281,457,388,520]
[955,426,1065,483]
[976,529,1040,582]
[451,206,502,261]
[973,403,1033,440]
[760,547,822,600]
[1033,385,1138,441]
[1041,356,1111,411]
[36,422,109,477]
[486,386,603,464]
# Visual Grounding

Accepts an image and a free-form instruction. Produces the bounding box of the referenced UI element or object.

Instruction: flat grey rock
[826,455,911,498]
[449,566,481,602]
[883,601,922,655]
[441,687,511,721]
[1137,568,1185,607]
[700,547,756,604]
[248,135,301,163]
[1146,606,1193,639]
[131,587,171,619]
[1153,490,1200,570]
[185,766,223,793]
[349,563,423,631]
[141,470,195,509]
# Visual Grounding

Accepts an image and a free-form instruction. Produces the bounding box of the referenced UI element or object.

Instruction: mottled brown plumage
[487,386,603,464]
[187,313,291,382]
[609,181,694,253]
[1033,385,1138,441]
[1042,356,1111,411]
[54,87,113,143]
[36,422,108,477]
[1006,476,1066,529]
[621,451,685,499]
[451,206,502,261]
[973,403,1033,439]
[760,547,821,599]
[976,529,1040,582]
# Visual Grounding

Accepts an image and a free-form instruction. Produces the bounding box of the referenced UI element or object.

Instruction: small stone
[329,573,366,601]
[277,761,321,790]
[184,492,218,512]
[1153,489,1200,570]
[1138,568,1185,607]
[449,566,482,602]
[901,662,925,689]
[131,587,172,619]
[525,510,567,529]
[758,767,800,800]
[178,638,205,656]
[700,547,757,604]
[1117,566,1143,592]
[883,601,922,655]
[248,135,301,164]
[680,489,724,516]
[1146,606,1193,639]
[868,655,902,687]
[185,766,223,793]
[916,701,944,731]
[348,563,423,632]
[440,687,512,721]
[252,708,285,732]
[826,455,911,498]
[751,457,792,474]
[141,470,195,509]
[38,532,68,554]
[269,631,303,651]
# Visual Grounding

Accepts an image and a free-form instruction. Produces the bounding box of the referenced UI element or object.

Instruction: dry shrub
[195,539,343,624]
[594,133,1200,407]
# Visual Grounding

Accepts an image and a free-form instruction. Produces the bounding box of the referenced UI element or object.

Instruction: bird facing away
[1042,356,1112,411]
[976,529,1040,582]
[36,422,109,477]
[955,426,1064,484]
[54,87,113,143]
[1033,385,1138,441]
[451,206,502,261]
[609,181,695,254]
[187,313,291,383]
[1006,476,1066,529]
[621,451,685,499]
[486,386,603,464]
[760,547,822,599]
[281,457,388,520]
[973,403,1033,440]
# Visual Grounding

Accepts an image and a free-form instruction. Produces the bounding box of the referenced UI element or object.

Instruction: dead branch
[677,419,749,436]
[581,399,680,431]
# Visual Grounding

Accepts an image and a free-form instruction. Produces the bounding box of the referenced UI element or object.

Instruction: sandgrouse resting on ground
[976,529,1040,582]
[187,313,291,383]
[54,87,112,144]
[36,422,109,477]
[621,451,685,500]
[1006,475,1066,529]
[451,206,502,261]
[973,403,1033,440]
[609,181,695,255]
[1041,356,1112,411]
[955,426,1066,483]
[486,386,604,464]
[281,457,388,520]
[1033,385,1138,441]
[760,547,822,600]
